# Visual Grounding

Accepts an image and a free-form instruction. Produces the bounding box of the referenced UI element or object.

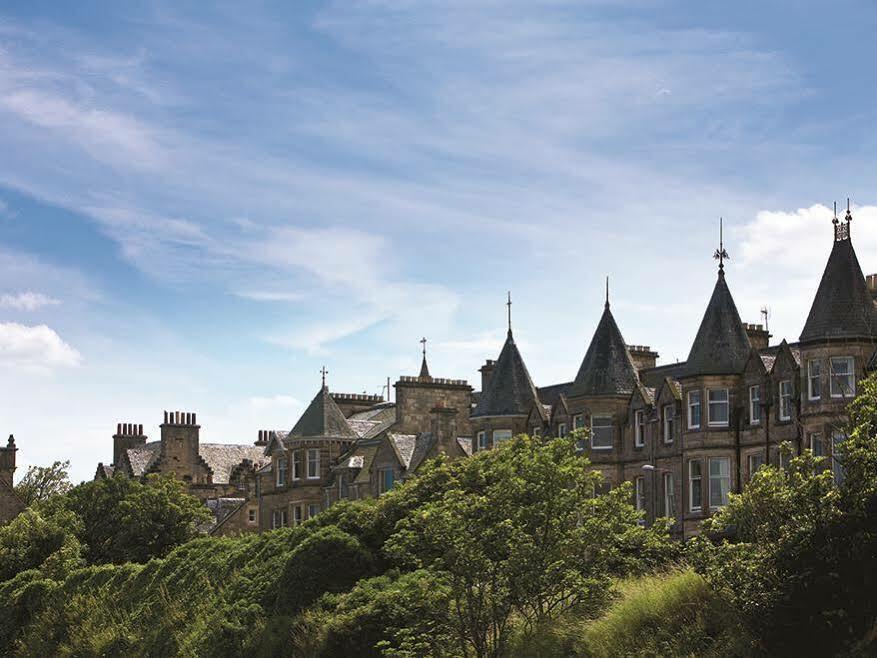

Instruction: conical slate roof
[289,386,357,438]
[472,330,540,417]
[569,302,639,397]
[800,235,877,343]
[684,270,751,377]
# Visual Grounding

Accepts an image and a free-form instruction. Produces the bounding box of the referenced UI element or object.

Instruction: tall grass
[509,570,759,658]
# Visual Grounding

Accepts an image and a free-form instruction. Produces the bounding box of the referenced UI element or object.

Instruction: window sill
[707,423,730,428]
[590,445,613,451]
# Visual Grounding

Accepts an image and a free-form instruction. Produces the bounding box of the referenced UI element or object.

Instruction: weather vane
[713,217,729,271]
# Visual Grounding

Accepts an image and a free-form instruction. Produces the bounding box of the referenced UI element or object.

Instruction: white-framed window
[808,360,822,400]
[709,457,731,509]
[689,460,703,512]
[307,448,320,479]
[293,505,303,526]
[378,468,395,494]
[532,426,541,437]
[635,476,645,512]
[292,450,302,480]
[749,385,761,425]
[662,404,674,443]
[590,416,613,449]
[272,509,288,529]
[830,357,855,398]
[748,453,765,481]
[688,391,702,429]
[832,432,846,485]
[708,389,729,427]
[493,429,513,444]
[276,456,287,487]
[573,414,585,430]
[558,423,567,438]
[778,380,792,421]
[634,410,645,448]
[810,432,824,457]
[307,503,320,519]
[663,472,676,518]
[477,431,488,451]
[248,509,256,523]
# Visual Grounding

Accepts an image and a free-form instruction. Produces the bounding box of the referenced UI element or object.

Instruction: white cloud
[0,322,81,372]
[234,290,308,303]
[0,292,61,311]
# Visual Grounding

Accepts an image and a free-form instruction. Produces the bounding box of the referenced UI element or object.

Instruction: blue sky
[2,0,877,482]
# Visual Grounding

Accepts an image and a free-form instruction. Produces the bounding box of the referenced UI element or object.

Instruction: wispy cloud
[0,291,60,311]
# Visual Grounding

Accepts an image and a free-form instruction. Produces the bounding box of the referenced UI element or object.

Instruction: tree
[61,474,212,565]
[384,433,676,658]
[14,461,72,507]
[0,506,83,582]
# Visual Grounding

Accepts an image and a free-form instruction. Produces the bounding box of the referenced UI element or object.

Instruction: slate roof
[537,382,573,407]
[408,433,438,473]
[570,302,639,397]
[640,362,687,389]
[457,437,473,456]
[684,271,751,377]
[800,235,877,343]
[95,463,115,479]
[290,386,357,439]
[388,433,417,469]
[471,330,540,418]
[199,444,267,484]
[205,497,247,534]
[126,442,160,476]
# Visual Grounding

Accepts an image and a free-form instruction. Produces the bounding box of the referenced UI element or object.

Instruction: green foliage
[691,373,877,656]
[13,460,72,506]
[0,507,83,582]
[385,433,676,657]
[61,473,212,565]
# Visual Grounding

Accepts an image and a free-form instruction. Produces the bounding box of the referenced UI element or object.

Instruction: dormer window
[662,404,674,443]
[749,385,761,425]
[707,389,729,427]
[634,410,645,448]
[276,456,287,487]
[778,380,792,421]
[830,357,855,398]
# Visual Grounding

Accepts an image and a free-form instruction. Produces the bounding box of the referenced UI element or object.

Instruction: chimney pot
[192,413,196,425]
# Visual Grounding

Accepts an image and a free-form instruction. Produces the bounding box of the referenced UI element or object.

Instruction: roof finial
[320,365,328,388]
[605,275,610,309]
[506,291,512,335]
[419,337,431,379]
[846,197,853,236]
[713,216,729,275]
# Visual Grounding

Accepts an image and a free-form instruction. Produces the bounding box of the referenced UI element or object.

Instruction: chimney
[430,404,460,457]
[627,345,659,372]
[255,430,271,447]
[0,435,16,487]
[744,323,771,351]
[479,359,496,393]
[867,274,877,301]
[112,422,147,467]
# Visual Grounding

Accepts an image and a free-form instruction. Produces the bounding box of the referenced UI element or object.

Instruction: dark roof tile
[290,386,358,439]
[471,330,540,417]
[570,303,639,397]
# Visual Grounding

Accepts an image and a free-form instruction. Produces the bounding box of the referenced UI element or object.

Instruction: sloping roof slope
[290,386,357,439]
[570,302,639,397]
[471,330,540,418]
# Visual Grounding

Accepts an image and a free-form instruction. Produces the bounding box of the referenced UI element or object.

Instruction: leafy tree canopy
[14,461,72,507]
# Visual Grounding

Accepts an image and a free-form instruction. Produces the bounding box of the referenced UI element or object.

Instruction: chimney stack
[626,345,659,372]
[479,359,496,393]
[430,404,460,457]
[744,323,771,351]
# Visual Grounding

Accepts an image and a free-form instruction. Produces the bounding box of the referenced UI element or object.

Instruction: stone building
[95,412,268,535]
[0,436,24,525]
[473,209,877,537]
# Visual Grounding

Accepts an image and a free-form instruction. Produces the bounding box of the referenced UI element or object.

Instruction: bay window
[590,416,613,449]
[689,460,703,512]
[708,389,729,427]
[493,429,512,444]
[688,391,702,429]
[830,357,855,398]
[307,448,320,479]
[808,360,822,400]
[709,457,731,508]
[292,450,302,480]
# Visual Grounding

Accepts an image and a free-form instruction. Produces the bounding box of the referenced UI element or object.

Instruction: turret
[0,435,16,487]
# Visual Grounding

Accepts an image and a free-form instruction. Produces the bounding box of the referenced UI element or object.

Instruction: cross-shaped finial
[320,366,328,388]
[713,217,729,272]
[506,291,512,333]
[420,336,427,358]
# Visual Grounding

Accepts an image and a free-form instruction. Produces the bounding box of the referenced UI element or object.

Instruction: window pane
[709,457,731,507]
[493,429,512,444]
[591,417,613,448]
[708,389,729,425]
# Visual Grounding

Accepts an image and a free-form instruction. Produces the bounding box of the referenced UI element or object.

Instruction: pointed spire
[471,316,539,418]
[801,203,875,342]
[506,291,513,336]
[289,384,356,439]
[570,287,639,398]
[684,266,751,377]
[419,337,431,379]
